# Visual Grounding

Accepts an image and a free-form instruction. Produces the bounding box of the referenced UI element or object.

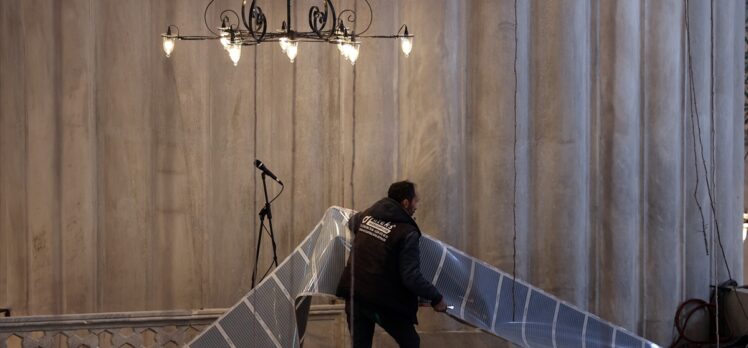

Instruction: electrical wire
[668,298,736,347]
[684,0,735,290]
[683,2,748,345]
[669,284,747,348]
[685,0,711,257]
[269,183,285,204]
[511,0,519,321]
[204,0,219,36]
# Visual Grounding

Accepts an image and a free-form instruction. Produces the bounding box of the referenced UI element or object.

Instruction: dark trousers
[344,300,420,348]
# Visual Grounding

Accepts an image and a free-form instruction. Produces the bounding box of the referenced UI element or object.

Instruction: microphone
[255,159,283,185]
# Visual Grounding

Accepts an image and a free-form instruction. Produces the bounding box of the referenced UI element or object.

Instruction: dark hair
[388,181,416,203]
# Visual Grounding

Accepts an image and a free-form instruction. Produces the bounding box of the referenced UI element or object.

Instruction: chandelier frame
[161,0,413,64]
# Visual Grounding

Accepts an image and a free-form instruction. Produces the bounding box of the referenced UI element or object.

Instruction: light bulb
[163,37,175,58]
[228,43,241,66]
[285,40,298,63]
[220,32,230,50]
[400,25,412,57]
[337,42,346,55]
[218,18,230,50]
[400,36,413,57]
[347,43,360,65]
[162,26,176,58]
[279,37,290,53]
[340,43,353,61]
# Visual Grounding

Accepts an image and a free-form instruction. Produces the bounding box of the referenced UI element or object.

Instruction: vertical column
[96,0,152,312]
[204,0,257,306]
[465,0,530,278]
[515,0,532,285]
[396,0,467,334]
[398,0,467,248]
[0,0,29,315]
[254,0,295,281]
[60,0,97,313]
[338,0,356,209]
[642,0,684,343]
[528,0,591,306]
[150,0,212,310]
[23,0,61,314]
[596,0,642,331]
[351,0,399,209]
[291,1,337,244]
[712,0,744,283]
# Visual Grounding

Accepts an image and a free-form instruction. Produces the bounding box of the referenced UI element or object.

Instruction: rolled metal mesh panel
[189,206,659,348]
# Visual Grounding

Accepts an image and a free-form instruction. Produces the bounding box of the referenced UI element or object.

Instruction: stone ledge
[0,304,347,347]
[0,304,345,334]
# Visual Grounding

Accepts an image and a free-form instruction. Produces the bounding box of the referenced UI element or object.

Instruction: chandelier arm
[330,1,338,38]
[258,11,268,40]
[243,0,268,42]
[338,9,357,29]
[179,35,221,40]
[357,34,413,39]
[264,38,341,43]
[256,29,338,41]
[287,0,292,32]
[308,0,337,40]
[291,31,334,39]
[203,0,219,36]
[167,25,180,37]
[241,0,250,31]
[397,24,406,35]
[356,0,374,35]
[220,10,241,30]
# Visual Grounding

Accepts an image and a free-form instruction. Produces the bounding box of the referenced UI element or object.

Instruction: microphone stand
[251,172,281,289]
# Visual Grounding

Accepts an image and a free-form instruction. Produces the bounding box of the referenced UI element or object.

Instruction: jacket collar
[365,197,420,233]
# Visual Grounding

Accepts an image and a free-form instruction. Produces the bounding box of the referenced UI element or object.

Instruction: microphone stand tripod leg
[251,210,265,289]
[251,172,281,288]
[262,173,280,268]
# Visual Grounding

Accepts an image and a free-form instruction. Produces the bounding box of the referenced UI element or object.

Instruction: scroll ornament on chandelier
[161,0,414,66]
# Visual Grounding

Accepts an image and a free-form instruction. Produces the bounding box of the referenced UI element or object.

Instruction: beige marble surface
[0,0,744,346]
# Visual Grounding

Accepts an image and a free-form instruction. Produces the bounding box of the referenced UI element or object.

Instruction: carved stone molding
[0,305,345,347]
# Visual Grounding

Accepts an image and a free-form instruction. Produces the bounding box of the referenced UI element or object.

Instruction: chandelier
[161,0,414,66]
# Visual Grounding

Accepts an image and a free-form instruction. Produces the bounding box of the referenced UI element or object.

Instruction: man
[336,181,448,348]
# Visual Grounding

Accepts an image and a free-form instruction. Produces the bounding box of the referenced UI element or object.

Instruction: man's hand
[432,298,448,312]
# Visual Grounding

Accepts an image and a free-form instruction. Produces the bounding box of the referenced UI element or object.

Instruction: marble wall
[0,0,744,345]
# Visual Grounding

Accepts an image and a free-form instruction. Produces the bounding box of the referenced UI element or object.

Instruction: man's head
[388,181,419,216]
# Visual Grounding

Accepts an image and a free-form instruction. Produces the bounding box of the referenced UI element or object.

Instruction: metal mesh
[252,280,297,346]
[494,277,529,345]
[616,330,646,348]
[525,290,556,347]
[273,251,309,297]
[556,303,586,347]
[188,206,659,348]
[464,262,500,330]
[191,327,231,348]
[434,250,472,316]
[418,237,443,284]
[586,317,615,348]
[219,302,274,348]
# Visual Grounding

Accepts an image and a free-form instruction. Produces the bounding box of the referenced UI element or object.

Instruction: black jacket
[336,198,443,323]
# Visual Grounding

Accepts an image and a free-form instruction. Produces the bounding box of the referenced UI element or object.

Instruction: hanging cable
[684,0,734,283]
[684,0,711,257]
[511,0,519,321]
[672,4,748,347]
